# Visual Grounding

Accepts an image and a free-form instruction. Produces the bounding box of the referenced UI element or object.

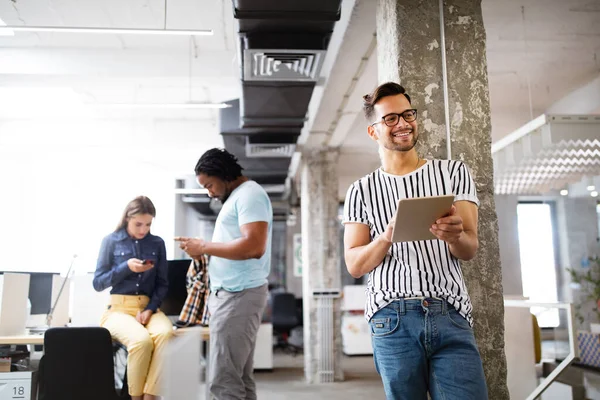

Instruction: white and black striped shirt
[343,159,479,325]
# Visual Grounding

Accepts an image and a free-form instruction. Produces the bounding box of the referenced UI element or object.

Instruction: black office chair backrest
[38,327,120,400]
[272,292,299,330]
[160,259,191,316]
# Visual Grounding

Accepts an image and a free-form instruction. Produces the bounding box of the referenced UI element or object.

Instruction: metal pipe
[439,0,452,159]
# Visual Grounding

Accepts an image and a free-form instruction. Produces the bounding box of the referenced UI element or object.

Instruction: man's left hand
[175,236,206,258]
[430,205,463,245]
[136,309,153,326]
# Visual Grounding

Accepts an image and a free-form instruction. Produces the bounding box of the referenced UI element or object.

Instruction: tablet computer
[391,195,455,242]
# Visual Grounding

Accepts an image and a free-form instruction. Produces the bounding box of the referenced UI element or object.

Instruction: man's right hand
[127,258,154,273]
[380,218,395,243]
[175,236,206,258]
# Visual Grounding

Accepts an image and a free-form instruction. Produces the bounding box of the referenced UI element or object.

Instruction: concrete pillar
[300,149,344,383]
[377,0,508,398]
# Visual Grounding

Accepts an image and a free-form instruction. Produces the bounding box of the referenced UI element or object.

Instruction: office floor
[253,352,384,399]
[195,352,384,399]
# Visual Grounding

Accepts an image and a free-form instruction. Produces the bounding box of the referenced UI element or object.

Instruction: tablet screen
[391,195,455,242]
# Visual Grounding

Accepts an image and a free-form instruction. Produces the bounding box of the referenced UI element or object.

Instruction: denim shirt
[93,228,168,313]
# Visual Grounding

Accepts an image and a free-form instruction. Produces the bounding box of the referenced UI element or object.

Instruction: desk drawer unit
[0,371,37,400]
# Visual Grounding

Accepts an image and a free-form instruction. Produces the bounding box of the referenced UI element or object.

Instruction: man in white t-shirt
[342,82,487,400]
[177,148,272,400]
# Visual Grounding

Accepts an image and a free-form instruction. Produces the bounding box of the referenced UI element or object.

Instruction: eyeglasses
[371,109,418,127]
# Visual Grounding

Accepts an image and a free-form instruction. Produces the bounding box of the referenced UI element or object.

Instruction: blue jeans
[369,298,488,400]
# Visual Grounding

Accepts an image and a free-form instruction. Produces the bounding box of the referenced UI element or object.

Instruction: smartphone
[142,259,155,266]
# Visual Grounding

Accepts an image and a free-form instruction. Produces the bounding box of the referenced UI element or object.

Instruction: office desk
[0,328,208,346]
[0,335,43,400]
[174,326,210,341]
[173,326,210,399]
[0,335,44,346]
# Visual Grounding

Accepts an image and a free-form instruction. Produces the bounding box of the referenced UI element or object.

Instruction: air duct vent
[245,138,296,158]
[244,49,326,82]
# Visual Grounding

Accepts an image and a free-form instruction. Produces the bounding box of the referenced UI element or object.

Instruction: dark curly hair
[194,148,244,182]
[363,82,412,121]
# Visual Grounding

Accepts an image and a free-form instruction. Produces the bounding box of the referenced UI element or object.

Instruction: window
[597,202,600,242]
[517,202,559,327]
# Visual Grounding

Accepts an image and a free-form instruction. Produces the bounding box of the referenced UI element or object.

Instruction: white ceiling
[0,0,240,115]
[300,0,600,199]
[0,0,236,50]
[0,0,599,193]
[483,0,600,141]
[0,0,241,177]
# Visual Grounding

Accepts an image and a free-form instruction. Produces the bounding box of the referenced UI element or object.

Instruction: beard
[384,128,419,152]
[219,187,232,203]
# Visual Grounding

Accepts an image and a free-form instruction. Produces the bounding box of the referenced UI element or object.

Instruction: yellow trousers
[100,295,173,396]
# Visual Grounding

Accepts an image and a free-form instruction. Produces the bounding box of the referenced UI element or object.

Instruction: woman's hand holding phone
[127,258,155,273]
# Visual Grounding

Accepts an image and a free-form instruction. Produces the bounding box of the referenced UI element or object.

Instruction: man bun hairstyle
[363,82,412,121]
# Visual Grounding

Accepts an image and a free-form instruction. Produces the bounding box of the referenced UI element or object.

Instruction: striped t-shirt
[342,159,479,325]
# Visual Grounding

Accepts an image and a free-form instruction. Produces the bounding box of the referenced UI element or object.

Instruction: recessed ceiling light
[89,103,231,109]
[591,191,599,198]
[0,25,212,36]
[587,185,596,191]
[560,189,568,196]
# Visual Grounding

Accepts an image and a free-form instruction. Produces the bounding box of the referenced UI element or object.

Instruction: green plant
[567,256,600,325]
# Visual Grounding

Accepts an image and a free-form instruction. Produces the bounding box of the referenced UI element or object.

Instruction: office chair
[38,327,122,400]
[271,292,301,354]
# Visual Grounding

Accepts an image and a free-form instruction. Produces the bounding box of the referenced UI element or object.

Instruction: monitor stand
[28,254,77,335]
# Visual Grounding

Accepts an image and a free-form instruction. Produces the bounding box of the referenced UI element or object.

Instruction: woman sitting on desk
[93,196,172,400]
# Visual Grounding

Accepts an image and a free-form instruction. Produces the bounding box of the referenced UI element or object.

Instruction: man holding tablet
[342,82,487,400]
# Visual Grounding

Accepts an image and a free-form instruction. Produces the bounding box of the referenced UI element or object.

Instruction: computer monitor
[70,273,110,327]
[0,272,30,335]
[27,272,70,328]
[28,273,55,315]
[160,259,192,317]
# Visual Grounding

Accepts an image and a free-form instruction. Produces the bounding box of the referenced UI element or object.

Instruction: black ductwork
[216,0,342,204]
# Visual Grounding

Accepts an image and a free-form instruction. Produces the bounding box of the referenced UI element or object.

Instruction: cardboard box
[0,358,9,373]
[577,331,600,368]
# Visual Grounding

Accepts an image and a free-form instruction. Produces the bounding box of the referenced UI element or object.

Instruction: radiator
[312,288,341,383]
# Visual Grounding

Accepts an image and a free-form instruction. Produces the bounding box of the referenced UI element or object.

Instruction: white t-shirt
[343,159,479,325]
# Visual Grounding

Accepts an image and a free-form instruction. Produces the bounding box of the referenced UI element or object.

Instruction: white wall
[0,117,222,273]
[495,195,524,296]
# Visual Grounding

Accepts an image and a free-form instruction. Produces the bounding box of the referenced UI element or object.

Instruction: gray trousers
[208,283,268,400]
